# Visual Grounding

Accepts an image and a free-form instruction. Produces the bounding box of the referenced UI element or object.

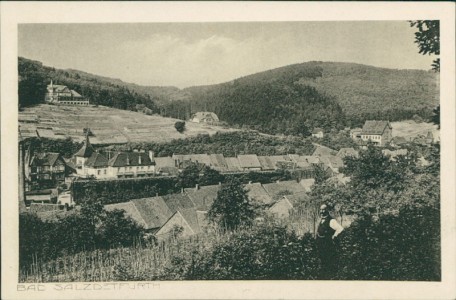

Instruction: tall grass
[19,229,227,282]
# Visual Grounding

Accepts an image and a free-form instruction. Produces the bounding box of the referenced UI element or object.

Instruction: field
[19,104,236,144]
[391,120,439,141]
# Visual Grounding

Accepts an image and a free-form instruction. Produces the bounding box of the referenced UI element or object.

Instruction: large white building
[360,120,393,147]
[73,134,155,179]
[45,80,89,106]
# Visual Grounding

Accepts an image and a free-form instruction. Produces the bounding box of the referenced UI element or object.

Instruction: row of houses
[30,179,320,239]
[24,131,357,187]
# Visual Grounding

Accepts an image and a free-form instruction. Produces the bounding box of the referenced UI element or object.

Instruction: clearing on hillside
[391,120,439,141]
[19,104,236,144]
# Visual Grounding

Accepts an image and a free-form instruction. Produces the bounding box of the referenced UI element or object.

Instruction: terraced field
[19,104,236,144]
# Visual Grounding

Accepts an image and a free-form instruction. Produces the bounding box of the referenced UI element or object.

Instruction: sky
[18,22,436,88]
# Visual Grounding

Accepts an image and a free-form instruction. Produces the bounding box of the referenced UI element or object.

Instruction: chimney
[138,155,142,165]
[276,180,280,183]
[156,193,159,197]
[126,154,130,165]
[149,150,154,161]
[219,182,222,186]
[195,184,199,191]
[181,187,184,194]
[248,181,252,185]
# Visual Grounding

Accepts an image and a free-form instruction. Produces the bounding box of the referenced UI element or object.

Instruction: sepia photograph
[2,2,455,300]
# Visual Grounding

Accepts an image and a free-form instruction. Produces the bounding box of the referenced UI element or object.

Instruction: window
[97,170,101,175]
[104,169,107,175]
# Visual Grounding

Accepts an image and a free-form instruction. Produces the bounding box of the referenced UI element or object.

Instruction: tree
[409,21,440,72]
[410,20,440,127]
[199,166,224,186]
[207,177,254,231]
[174,121,186,133]
[176,163,201,189]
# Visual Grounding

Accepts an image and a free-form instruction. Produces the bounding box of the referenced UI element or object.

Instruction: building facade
[45,80,89,106]
[360,120,393,146]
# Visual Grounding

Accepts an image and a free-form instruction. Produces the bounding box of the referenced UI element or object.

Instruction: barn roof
[362,120,391,135]
[29,203,61,214]
[299,178,315,192]
[179,208,203,234]
[283,192,310,207]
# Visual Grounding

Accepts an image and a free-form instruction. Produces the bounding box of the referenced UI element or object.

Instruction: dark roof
[162,193,195,213]
[109,152,155,167]
[238,155,262,168]
[132,197,173,229]
[184,185,220,211]
[362,120,391,135]
[179,208,202,234]
[85,152,109,168]
[105,202,148,228]
[30,152,63,167]
[70,90,83,98]
[75,135,94,158]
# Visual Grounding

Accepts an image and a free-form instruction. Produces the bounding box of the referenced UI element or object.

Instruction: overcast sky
[18,22,436,88]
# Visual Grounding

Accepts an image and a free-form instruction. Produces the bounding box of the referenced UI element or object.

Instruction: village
[18,82,438,241]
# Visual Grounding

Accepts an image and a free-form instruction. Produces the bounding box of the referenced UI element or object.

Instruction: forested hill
[183,61,439,129]
[19,57,169,112]
[19,57,439,135]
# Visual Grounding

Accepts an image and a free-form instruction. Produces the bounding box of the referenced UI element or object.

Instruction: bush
[174,121,186,133]
[338,204,440,281]
[160,223,319,280]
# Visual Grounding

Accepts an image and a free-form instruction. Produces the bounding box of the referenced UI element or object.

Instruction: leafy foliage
[409,20,440,71]
[208,178,255,231]
[19,201,145,268]
[161,224,319,280]
[174,121,186,133]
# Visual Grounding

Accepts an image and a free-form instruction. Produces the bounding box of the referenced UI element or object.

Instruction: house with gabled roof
[269,192,310,219]
[184,184,220,211]
[105,196,174,232]
[26,150,67,188]
[73,133,155,179]
[209,154,229,172]
[45,80,89,106]
[311,128,324,138]
[361,120,392,146]
[191,112,219,124]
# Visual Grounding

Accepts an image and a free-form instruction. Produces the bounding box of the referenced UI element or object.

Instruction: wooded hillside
[19,58,439,135]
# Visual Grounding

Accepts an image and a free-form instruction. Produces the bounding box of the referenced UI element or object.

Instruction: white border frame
[2,2,455,300]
